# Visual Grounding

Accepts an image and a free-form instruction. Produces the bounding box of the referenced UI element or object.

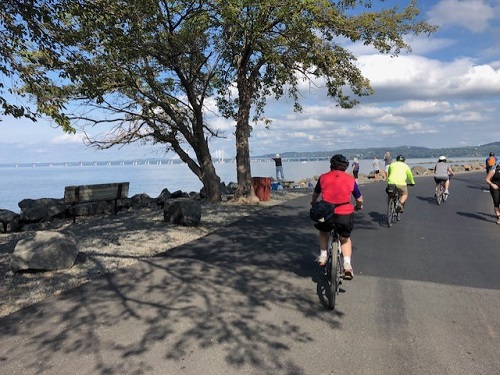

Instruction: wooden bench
[64,182,130,222]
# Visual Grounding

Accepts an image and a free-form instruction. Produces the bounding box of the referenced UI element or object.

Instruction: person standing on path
[352,157,360,181]
[382,151,392,179]
[271,153,285,180]
[485,160,500,224]
[372,156,381,182]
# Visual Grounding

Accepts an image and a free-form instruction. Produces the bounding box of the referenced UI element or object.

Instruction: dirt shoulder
[0,190,309,318]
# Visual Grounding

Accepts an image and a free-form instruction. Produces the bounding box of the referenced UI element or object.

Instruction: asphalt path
[1,171,499,374]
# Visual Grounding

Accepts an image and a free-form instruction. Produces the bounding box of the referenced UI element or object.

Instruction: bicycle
[435,180,448,205]
[323,226,344,310]
[386,184,402,227]
[435,175,451,205]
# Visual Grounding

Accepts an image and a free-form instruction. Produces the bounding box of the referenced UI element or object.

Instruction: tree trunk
[234,75,257,201]
[170,139,221,202]
[199,153,222,202]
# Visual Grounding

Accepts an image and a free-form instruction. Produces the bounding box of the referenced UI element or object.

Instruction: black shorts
[314,213,354,238]
[434,177,448,183]
[353,170,359,178]
[490,186,500,207]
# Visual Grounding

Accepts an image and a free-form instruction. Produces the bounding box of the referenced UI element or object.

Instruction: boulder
[411,166,428,175]
[156,188,172,208]
[0,209,21,233]
[72,201,114,217]
[10,231,79,272]
[18,198,67,223]
[131,193,151,209]
[170,190,187,199]
[164,198,201,227]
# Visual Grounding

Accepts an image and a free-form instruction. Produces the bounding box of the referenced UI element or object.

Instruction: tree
[0,0,71,129]
[15,0,436,203]
[20,0,226,201]
[212,0,437,199]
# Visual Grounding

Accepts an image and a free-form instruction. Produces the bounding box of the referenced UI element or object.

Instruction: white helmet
[276,153,280,158]
[438,155,446,162]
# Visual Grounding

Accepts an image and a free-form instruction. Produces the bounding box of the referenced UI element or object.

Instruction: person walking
[311,154,363,280]
[485,152,499,175]
[352,157,360,180]
[382,151,392,179]
[372,156,381,182]
[271,153,285,180]
[387,155,415,212]
[485,159,500,224]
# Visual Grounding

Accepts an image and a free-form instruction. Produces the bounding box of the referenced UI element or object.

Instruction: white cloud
[374,113,407,125]
[51,132,85,145]
[428,0,496,33]
[440,111,486,122]
[358,54,500,101]
[404,122,438,134]
[394,101,452,116]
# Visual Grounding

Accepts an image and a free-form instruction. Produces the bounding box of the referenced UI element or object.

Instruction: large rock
[411,166,429,175]
[164,198,201,227]
[156,188,172,208]
[0,209,21,233]
[18,198,67,223]
[131,193,151,209]
[10,231,79,272]
[72,201,114,217]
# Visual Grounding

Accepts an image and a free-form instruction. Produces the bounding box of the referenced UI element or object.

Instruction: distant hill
[259,142,500,160]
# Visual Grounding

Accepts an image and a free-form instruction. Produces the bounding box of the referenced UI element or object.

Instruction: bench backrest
[64,182,129,204]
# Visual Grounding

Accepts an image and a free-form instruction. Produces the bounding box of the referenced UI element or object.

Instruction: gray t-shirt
[434,162,450,178]
[383,154,392,166]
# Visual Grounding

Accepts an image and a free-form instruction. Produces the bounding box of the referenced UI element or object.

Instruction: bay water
[0,157,483,213]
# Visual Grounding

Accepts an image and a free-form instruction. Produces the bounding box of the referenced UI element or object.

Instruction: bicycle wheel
[395,196,402,221]
[436,184,443,205]
[327,237,340,310]
[387,196,394,227]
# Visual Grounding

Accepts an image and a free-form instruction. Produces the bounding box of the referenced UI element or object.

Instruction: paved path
[1,172,499,374]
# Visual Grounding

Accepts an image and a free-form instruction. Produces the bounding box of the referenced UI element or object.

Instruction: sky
[1,0,500,164]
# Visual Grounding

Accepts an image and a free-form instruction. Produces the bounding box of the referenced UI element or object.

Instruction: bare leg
[319,230,329,250]
[399,193,408,205]
[339,236,351,259]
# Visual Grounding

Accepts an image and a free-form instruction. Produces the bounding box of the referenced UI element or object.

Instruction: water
[0,157,483,213]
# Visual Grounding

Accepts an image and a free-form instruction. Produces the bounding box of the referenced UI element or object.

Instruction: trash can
[252,177,271,201]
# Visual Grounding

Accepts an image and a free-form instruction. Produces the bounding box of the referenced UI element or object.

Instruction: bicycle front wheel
[328,240,340,310]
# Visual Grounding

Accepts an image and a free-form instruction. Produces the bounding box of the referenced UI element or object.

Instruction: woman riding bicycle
[434,155,454,197]
[311,154,363,280]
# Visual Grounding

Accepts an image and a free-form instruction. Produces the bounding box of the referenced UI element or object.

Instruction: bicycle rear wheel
[436,184,443,205]
[387,196,394,227]
[387,195,399,228]
[327,239,340,310]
